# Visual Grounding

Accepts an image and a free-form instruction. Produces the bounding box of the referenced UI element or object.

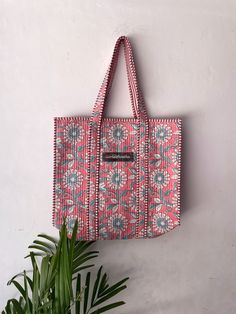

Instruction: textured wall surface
[1,0,236,313]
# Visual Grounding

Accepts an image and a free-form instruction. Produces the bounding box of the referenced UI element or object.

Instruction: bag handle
[95,36,138,118]
[91,36,148,121]
[86,36,149,240]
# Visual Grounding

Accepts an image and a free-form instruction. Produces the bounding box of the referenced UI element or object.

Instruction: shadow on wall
[180,114,197,217]
[127,293,195,314]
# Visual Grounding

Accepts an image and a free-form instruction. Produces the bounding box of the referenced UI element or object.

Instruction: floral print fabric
[53,117,181,240]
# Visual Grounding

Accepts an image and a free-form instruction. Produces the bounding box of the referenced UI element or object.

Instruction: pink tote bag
[53,36,182,240]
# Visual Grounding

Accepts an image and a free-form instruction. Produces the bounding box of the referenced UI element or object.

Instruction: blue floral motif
[151,170,170,187]
[63,169,83,190]
[129,192,137,209]
[152,124,172,144]
[107,169,127,189]
[64,123,84,143]
[108,124,128,143]
[108,213,127,233]
[153,213,173,233]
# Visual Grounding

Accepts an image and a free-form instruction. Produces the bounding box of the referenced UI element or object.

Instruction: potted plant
[2,220,129,314]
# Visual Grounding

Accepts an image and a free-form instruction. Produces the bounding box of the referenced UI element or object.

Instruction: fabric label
[102,152,135,162]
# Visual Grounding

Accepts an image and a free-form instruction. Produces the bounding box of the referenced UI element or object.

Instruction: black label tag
[102,152,134,162]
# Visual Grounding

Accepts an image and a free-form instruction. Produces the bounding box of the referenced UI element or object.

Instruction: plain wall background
[1,0,236,313]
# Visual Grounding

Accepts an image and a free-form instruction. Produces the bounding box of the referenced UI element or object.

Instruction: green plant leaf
[24,252,44,259]
[10,281,26,300]
[28,244,51,254]
[40,255,50,297]
[75,273,81,314]
[23,270,32,313]
[69,219,78,265]
[62,225,72,303]
[10,299,25,314]
[3,220,128,314]
[58,223,67,312]
[93,285,127,307]
[91,266,102,307]
[90,301,125,314]
[98,272,108,297]
[33,240,55,252]
[38,234,58,245]
[99,277,129,298]
[32,265,40,313]
[73,252,99,274]
[73,264,95,274]
[29,252,39,273]
[73,241,96,262]
[4,300,12,314]
[83,272,91,314]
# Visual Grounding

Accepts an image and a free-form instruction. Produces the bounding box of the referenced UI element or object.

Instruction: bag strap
[95,36,138,118]
[86,36,149,240]
[91,36,148,121]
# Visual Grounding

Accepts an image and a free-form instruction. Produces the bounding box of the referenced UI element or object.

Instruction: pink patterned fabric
[53,36,182,240]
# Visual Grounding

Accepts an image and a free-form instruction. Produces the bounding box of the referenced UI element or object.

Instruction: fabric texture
[52,36,182,240]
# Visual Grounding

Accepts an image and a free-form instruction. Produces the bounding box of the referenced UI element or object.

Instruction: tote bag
[53,36,182,240]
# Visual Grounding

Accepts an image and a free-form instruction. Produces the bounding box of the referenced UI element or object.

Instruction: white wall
[1,0,236,313]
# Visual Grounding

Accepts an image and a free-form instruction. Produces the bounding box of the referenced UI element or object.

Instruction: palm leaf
[73,264,95,275]
[33,240,54,253]
[75,273,81,314]
[83,272,91,314]
[2,219,129,314]
[73,252,99,274]
[91,266,102,306]
[90,301,125,314]
[93,285,127,307]
[97,272,108,297]
[37,234,58,245]
[28,245,51,254]
[85,267,128,314]
[73,241,96,261]
[98,277,129,298]
[23,271,32,313]
[39,255,50,297]
[68,219,78,265]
